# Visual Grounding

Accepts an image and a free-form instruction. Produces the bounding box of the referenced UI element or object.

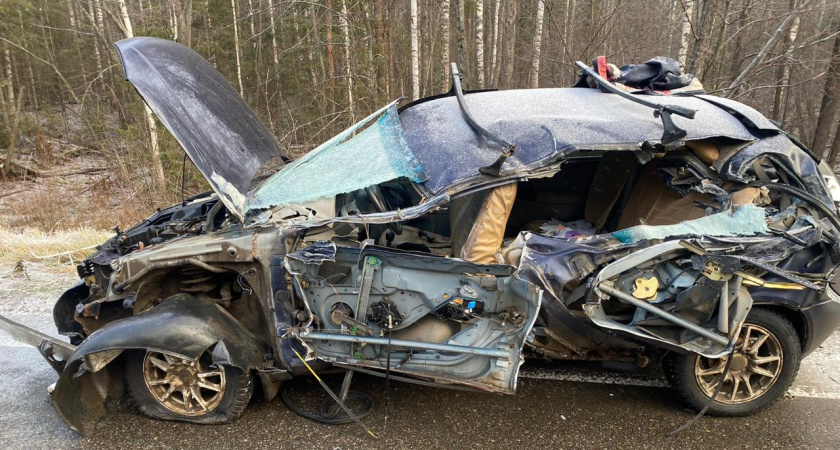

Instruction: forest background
[1,0,839,260]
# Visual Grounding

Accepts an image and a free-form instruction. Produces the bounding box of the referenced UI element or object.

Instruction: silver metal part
[298,330,511,359]
[597,282,729,346]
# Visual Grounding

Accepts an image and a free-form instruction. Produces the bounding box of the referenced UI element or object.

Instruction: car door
[285,242,541,393]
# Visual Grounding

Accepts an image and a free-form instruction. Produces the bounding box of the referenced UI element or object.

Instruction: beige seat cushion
[450,183,518,264]
[617,165,712,229]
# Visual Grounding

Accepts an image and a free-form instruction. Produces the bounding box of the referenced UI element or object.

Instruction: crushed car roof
[399,88,779,193]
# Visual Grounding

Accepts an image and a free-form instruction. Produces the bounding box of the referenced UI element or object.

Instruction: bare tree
[476,0,485,87]
[411,0,420,99]
[456,0,468,76]
[724,0,815,97]
[116,0,165,185]
[530,0,545,88]
[677,0,695,69]
[173,0,193,48]
[231,0,244,96]
[3,45,13,106]
[490,0,501,86]
[813,27,840,159]
[269,0,279,66]
[772,0,802,122]
[340,0,356,121]
[441,0,451,91]
[501,0,518,88]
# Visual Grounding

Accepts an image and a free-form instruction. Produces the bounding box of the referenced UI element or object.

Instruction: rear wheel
[664,309,801,416]
[126,349,253,423]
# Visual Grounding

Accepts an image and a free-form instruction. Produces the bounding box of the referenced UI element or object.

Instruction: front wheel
[664,308,801,416]
[126,349,253,423]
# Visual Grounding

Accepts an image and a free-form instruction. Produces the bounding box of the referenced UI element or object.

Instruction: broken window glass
[246,101,428,212]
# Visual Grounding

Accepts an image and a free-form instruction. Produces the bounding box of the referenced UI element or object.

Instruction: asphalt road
[2,265,839,449]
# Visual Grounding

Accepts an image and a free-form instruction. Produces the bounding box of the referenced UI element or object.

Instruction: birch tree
[475,0,485,87]
[441,0,451,90]
[231,0,244,96]
[269,0,279,66]
[411,0,420,99]
[340,0,356,121]
[530,0,545,88]
[116,0,165,185]
[677,0,695,69]
[489,0,500,86]
[3,45,13,107]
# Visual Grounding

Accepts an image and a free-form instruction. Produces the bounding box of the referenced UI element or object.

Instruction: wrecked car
[2,37,840,435]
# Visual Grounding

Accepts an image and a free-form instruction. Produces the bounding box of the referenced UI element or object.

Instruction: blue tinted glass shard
[246,101,427,212]
[611,203,769,244]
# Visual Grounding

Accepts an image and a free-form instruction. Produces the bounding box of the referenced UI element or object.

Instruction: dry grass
[0,227,113,266]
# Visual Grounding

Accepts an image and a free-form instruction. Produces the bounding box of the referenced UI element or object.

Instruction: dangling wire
[292,349,378,438]
[667,342,737,436]
[385,325,392,431]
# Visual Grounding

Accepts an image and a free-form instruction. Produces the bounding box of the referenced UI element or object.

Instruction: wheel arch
[51,293,274,435]
[751,303,807,352]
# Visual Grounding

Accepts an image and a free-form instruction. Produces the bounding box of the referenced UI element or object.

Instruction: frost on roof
[246,101,428,212]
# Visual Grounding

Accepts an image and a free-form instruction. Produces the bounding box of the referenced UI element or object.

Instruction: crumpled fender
[52,294,271,435]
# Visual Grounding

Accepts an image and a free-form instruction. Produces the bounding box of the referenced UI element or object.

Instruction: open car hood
[114,37,286,221]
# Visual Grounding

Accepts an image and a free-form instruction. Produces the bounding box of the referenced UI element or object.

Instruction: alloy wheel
[142,350,227,416]
[693,324,784,404]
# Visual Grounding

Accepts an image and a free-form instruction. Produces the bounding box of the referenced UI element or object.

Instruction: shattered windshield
[245,100,428,213]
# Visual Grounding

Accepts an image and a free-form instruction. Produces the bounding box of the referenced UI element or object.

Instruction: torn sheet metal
[246,101,428,213]
[611,203,769,244]
[51,294,271,435]
[399,89,771,194]
[716,134,834,208]
[113,37,286,221]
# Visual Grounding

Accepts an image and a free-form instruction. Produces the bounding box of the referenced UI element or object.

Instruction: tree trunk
[375,0,387,95]
[772,0,801,122]
[456,0,468,77]
[247,0,256,46]
[66,0,76,28]
[565,0,576,59]
[529,0,544,88]
[89,0,103,90]
[326,0,336,90]
[724,0,813,97]
[3,46,13,107]
[340,0,356,121]
[441,0,451,91]
[269,0,279,66]
[685,0,709,77]
[501,0,518,89]
[175,0,193,48]
[677,0,695,70]
[231,0,244,96]
[116,0,165,185]
[829,111,840,170]
[475,0,485,87]
[490,0,500,86]
[813,30,840,159]
[410,0,420,99]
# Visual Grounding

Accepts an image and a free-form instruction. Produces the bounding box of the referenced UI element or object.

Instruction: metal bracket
[450,62,516,177]
[574,61,696,149]
[355,256,381,331]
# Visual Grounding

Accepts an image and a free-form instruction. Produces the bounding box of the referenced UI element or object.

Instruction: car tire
[664,308,801,416]
[125,349,253,423]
